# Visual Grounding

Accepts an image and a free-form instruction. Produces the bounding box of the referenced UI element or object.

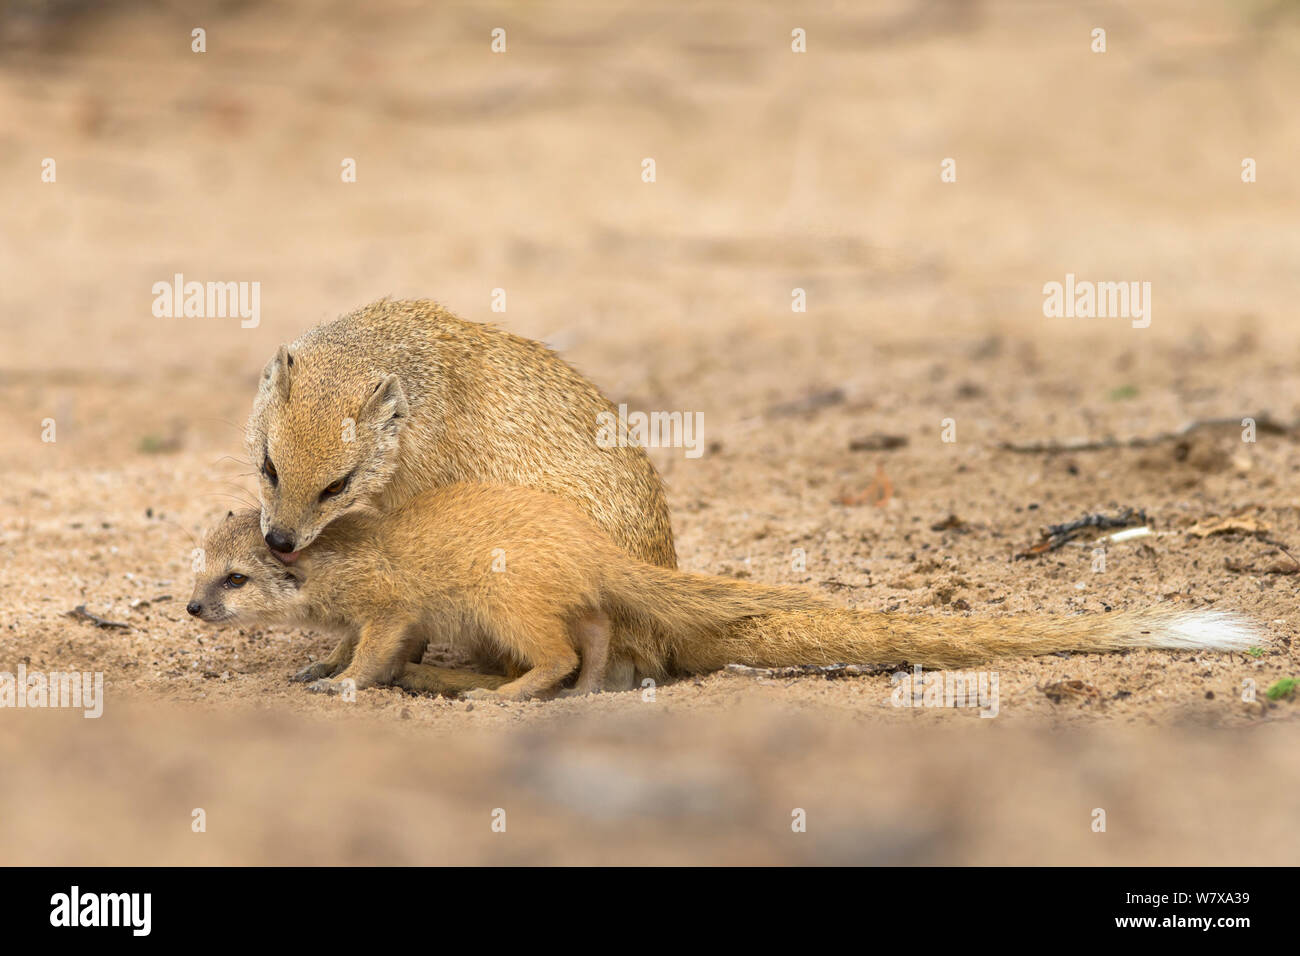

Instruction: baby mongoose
[244,298,677,689]
[189,484,1261,701]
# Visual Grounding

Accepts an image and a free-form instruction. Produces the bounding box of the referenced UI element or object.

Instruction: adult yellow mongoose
[188,484,1261,701]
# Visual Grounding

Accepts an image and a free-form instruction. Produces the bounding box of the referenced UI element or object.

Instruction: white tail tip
[1147,610,1263,652]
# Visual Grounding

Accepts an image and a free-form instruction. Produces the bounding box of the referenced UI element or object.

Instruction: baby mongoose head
[187,509,303,624]
[245,344,409,561]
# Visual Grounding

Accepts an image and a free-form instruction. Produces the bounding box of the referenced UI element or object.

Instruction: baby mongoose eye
[225,573,249,588]
[262,456,278,487]
[319,474,350,501]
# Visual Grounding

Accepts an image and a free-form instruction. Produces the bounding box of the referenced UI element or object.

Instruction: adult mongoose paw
[461,687,502,701]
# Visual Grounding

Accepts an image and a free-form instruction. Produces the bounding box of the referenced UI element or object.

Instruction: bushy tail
[604,564,1262,672]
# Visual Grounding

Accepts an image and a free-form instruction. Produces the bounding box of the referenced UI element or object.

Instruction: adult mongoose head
[244,344,408,561]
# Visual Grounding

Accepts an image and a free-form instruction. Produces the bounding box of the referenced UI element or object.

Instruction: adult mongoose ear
[359,373,408,428]
[259,344,294,403]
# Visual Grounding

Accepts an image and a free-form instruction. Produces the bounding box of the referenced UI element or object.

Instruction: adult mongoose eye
[262,456,278,486]
[320,476,348,500]
[225,573,249,588]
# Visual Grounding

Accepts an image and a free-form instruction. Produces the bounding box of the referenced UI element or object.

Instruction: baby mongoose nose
[265,529,296,553]
[186,601,202,617]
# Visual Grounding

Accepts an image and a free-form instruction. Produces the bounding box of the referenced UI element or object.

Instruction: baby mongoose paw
[306,678,351,696]
[290,662,333,683]
[461,687,502,702]
[558,687,600,699]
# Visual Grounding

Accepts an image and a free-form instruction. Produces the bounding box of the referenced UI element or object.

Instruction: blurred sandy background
[1,0,1298,864]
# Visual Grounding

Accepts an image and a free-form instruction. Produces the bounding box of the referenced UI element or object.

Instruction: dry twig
[724,662,900,679]
[998,413,1292,454]
[66,605,129,629]
[1015,508,1147,558]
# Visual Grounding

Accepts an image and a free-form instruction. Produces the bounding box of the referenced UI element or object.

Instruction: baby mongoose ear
[259,344,294,403]
[359,373,408,428]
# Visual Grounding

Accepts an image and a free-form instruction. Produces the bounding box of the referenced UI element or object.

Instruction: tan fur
[244,299,675,688]
[190,485,1259,701]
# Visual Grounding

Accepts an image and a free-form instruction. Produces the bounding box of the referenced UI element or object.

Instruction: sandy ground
[1,0,1298,864]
